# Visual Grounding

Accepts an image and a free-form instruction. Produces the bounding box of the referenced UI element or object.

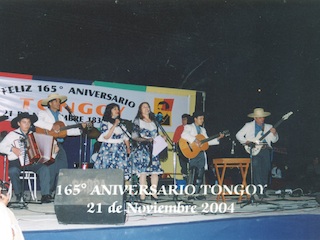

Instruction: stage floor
[10,190,320,233]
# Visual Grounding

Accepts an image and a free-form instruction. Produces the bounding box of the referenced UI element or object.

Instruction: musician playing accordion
[0,112,53,203]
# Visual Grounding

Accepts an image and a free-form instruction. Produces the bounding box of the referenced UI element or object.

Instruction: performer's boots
[195,168,205,194]
[16,193,23,202]
[188,167,196,185]
[188,167,206,200]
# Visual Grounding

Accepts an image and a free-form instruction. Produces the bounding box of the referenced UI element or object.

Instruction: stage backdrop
[0,72,198,174]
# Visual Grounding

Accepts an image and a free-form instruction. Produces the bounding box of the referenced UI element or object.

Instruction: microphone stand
[64,106,84,169]
[240,142,278,208]
[230,139,236,155]
[152,115,193,205]
[9,135,29,209]
[118,120,150,206]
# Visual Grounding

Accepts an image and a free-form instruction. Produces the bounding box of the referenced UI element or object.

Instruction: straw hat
[11,112,38,129]
[247,108,271,118]
[41,93,67,106]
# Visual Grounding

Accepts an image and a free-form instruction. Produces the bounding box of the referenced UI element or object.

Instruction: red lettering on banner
[96,105,105,116]
[79,103,92,114]
[21,98,33,109]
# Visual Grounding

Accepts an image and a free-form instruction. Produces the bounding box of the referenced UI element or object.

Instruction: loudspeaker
[54,169,126,224]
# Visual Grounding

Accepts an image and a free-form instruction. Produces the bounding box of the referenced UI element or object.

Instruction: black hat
[11,112,38,129]
[192,111,205,118]
[181,113,190,119]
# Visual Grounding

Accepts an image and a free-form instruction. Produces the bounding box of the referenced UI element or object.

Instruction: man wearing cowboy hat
[0,112,52,203]
[33,93,86,196]
[236,108,279,197]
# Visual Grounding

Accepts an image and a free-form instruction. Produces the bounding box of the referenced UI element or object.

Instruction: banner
[0,76,193,132]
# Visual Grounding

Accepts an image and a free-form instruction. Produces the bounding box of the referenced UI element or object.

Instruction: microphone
[149,111,155,117]
[156,113,163,122]
[149,111,162,122]
[64,105,73,114]
[247,142,256,148]
[116,116,126,124]
[231,140,236,155]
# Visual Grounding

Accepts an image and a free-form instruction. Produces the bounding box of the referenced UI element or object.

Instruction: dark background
[1,0,319,183]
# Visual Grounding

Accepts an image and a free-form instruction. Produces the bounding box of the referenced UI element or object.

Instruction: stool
[213,158,250,202]
[20,171,37,201]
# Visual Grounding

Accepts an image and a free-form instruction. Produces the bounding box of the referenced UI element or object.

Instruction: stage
[10,190,320,240]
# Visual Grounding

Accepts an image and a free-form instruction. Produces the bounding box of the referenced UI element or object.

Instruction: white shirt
[0,129,30,165]
[97,121,129,143]
[33,108,81,136]
[181,123,220,146]
[181,123,220,170]
[236,120,279,147]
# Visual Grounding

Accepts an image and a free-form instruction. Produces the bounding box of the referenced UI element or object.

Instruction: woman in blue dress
[94,103,131,180]
[131,102,164,201]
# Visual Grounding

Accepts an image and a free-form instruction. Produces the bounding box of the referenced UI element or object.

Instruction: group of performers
[0,93,86,204]
[93,101,164,201]
[0,91,279,203]
[174,107,278,200]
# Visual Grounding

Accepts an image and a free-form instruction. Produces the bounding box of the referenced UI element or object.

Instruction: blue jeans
[48,143,68,193]
[252,149,271,187]
[189,151,206,193]
[9,159,50,197]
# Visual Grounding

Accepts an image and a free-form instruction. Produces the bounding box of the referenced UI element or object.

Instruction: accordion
[15,133,56,166]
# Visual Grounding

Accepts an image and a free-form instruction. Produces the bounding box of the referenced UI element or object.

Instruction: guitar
[179,130,230,159]
[35,121,93,138]
[244,111,293,156]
